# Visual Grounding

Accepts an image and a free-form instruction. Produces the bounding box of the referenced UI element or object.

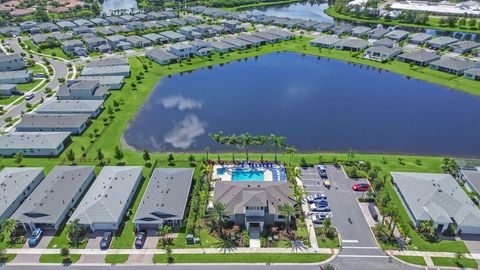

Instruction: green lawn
[23,40,72,60]
[39,254,81,264]
[325,7,480,34]
[0,254,16,263]
[171,229,222,249]
[431,256,478,268]
[395,255,427,266]
[153,253,332,263]
[105,254,129,264]
[317,237,339,249]
[0,231,25,249]
[0,95,20,105]
[16,79,44,92]
[47,228,87,249]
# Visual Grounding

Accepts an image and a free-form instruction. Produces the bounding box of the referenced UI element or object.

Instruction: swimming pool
[232,169,264,181]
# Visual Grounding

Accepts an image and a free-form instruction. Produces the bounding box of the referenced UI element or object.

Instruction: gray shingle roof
[145,49,178,62]
[449,41,480,51]
[37,100,103,114]
[398,50,440,62]
[0,167,44,218]
[213,181,294,215]
[409,33,432,42]
[85,57,128,68]
[16,114,90,129]
[133,168,194,224]
[430,57,475,71]
[462,170,480,194]
[159,31,185,40]
[311,35,341,46]
[0,132,70,149]
[70,166,143,226]
[427,36,458,46]
[81,65,130,76]
[12,166,94,224]
[392,172,480,228]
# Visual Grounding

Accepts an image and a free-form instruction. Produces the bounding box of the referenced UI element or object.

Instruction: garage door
[460,225,480,235]
[93,223,115,231]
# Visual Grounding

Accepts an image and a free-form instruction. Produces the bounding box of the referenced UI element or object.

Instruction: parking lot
[300,165,383,255]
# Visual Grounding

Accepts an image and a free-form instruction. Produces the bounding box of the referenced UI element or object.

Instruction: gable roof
[70,166,143,225]
[16,114,90,129]
[133,168,194,224]
[0,132,70,149]
[37,100,103,114]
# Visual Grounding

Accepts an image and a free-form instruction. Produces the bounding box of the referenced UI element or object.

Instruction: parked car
[28,228,43,247]
[306,194,327,204]
[310,202,330,212]
[134,231,146,248]
[323,180,331,189]
[368,203,379,221]
[25,93,34,100]
[311,212,333,224]
[99,232,112,249]
[352,183,370,191]
[317,165,328,178]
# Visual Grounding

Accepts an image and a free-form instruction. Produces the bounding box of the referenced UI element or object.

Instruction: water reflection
[164,115,207,150]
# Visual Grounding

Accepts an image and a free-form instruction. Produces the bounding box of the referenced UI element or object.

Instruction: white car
[306,194,327,204]
[310,202,330,212]
[312,212,333,224]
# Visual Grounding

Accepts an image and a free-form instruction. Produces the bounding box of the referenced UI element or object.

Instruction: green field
[105,254,129,264]
[23,40,72,60]
[39,254,81,264]
[395,255,427,266]
[152,253,332,263]
[431,256,478,268]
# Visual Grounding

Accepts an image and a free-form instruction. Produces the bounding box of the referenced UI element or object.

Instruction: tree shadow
[213,239,237,254]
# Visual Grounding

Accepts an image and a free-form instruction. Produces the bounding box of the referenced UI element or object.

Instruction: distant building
[145,49,178,65]
[365,46,402,61]
[397,50,440,66]
[0,70,33,84]
[37,100,103,117]
[335,38,369,52]
[0,84,16,96]
[15,114,90,134]
[429,57,475,75]
[0,54,26,71]
[408,33,432,45]
[427,36,458,50]
[0,132,71,156]
[81,65,131,78]
[310,35,341,49]
[57,80,108,100]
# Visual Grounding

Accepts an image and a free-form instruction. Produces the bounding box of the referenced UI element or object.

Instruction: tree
[209,131,224,162]
[458,18,466,27]
[66,149,76,165]
[158,225,172,237]
[269,134,286,162]
[114,146,124,164]
[188,154,196,166]
[66,219,85,244]
[167,153,175,166]
[209,202,229,233]
[278,203,295,232]
[320,264,336,270]
[60,247,70,262]
[143,149,150,164]
[14,153,23,167]
[97,148,105,165]
[285,145,298,164]
[468,18,477,28]
[1,218,16,241]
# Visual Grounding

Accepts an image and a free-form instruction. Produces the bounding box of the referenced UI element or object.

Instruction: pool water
[232,169,264,181]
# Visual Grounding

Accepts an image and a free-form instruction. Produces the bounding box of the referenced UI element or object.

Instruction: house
[188,40,212,56]
[332,24,355,35]
[385,30,409,41]
[36,100,103,118]
[69,166,143,231]
[159,31,186,42]
[19,21,37,31]
[73,19,94,28]
[90,18,110,27]
[0,84,16,96]
[0,167,45,221]
[464,68,480,81]
[368,28,390,39]
[120,14,138,22]
[134,13,153,21]
[372,38,396,48]
[57,80,108,100]
[213,181,295,231]
[250,32,280,44]
[31,33,51,45]
[72,26,92,35]
[266,28,293,40]
[125,35,152,48]
[194,24,217,37]
[335,38,369,52]
[38,22,59,32]
[397,50,440,66]
[391,172,480,234]
[126,21,146,31]
[178,26,203,39]
[146,49,178,65]
[76,76,125,90]
[299,20,320,30]
[310,35,341,49]
[408,33,432,45]
[133,168,194,230]
[0,54,26,71]
[429,57,475,75]
[81,65,131,78]
[85,57,129,68]
[448,41,480,54]
[459,170,480,198]
[313,22,335,32]
[84,37,108,52]
[12,166,94,231]
[365,46,402,61]
[168,43,195,59]
[223,20,243,32]
[106,35,131,51]
[350,26,371,37]
[210,41,235,53]
[61,40,87,57]
[221,37,250,50]
[56,20,77,30]
[237,33,265,46]
[184,15,202,25]
[109,26,128,34]
[105,16,126,25]
[0,27,21,37]
[143,33,168,44]
[0,132,71,156]
[16,114,90,134]
[52,32,72,41]
[427,37,458,50]
[0,70,33,84]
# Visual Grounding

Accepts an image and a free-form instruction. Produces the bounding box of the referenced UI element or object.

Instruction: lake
[101,0,137,15]
[123,52,480,157]
[248,2,334,23]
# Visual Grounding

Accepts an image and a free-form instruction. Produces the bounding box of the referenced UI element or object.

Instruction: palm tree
[210,202,229,232]
[320,264,336,270]
[284,145,298,164]
[269,134,286,163]
[255,135,270,161]
[66,219,85,244]
[209,131,224,162]
[241,133,254,161]
[289,183,306,207]
[278,203,296,232]
[158,225,172,237]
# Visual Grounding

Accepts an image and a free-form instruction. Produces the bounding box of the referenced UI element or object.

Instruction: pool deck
[213,164,276,181]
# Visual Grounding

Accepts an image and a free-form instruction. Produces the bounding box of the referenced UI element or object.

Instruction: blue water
[123,52,480,157]
[248,2,334,23]
[216,168,226,175]
[232,169,265,181]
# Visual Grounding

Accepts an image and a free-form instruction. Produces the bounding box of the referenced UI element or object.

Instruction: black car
[135,231,146,249]
[99,232,112,249]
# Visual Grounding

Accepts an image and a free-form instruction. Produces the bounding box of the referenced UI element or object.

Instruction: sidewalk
[387,250,480,260]
[6,247,336,255]
[294,170,320,251]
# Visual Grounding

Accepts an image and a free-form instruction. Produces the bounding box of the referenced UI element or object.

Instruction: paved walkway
[249,228,261,248]
[294,169,319,251]
[387,250,480,260]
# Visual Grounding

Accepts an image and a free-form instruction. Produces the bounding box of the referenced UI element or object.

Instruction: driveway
[22,229,55,249]
[77,254,106,264]
[300,165,384,257]
[86,231,105,249]
[125,254,153,264]
[131,230,159,249]
[10,254,40,264]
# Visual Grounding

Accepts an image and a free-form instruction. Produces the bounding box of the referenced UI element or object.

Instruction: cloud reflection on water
[164,114,206,149]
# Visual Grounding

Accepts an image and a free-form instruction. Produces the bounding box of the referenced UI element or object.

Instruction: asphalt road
[0,38,68,126]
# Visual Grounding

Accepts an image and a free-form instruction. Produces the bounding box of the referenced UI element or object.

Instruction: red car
[353,183,370,191]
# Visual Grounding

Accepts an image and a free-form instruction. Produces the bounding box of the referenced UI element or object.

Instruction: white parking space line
[342,246,380,249]
[342,240,359,243]
[337,255,389,258]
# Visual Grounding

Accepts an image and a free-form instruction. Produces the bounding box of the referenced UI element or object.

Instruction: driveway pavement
[10,254,40,264]
[126,254,153,264]
[22,229,55,249]
[77,254,106,264]
[86,231,105,249]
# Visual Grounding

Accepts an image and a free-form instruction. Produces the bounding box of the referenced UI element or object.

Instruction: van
[368,203,378,221]
[317,165,327,179]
